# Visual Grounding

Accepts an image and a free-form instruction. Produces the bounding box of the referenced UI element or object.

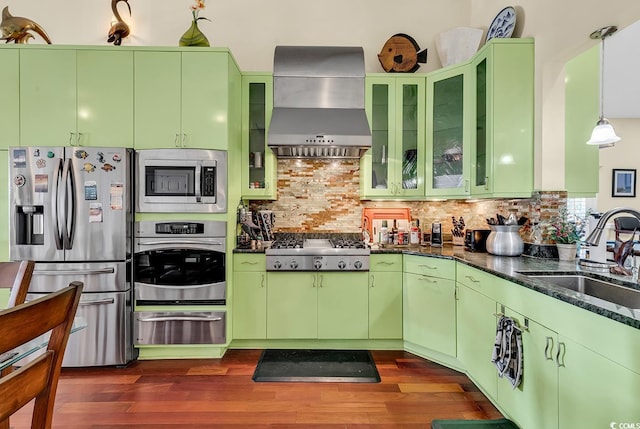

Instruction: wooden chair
[0,260,36,308]
[0,282,83,429]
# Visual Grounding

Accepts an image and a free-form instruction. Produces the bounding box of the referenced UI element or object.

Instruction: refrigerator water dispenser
[15,205,44,245]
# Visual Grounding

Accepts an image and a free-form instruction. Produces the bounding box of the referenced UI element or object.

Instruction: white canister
[253,152,263,168]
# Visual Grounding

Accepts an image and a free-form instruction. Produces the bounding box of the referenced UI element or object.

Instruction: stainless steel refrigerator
[9,146,134,367]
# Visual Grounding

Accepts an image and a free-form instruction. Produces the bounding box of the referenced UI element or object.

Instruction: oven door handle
[137,315,223,322]
[138,240,225,246]
[135,282,224,290]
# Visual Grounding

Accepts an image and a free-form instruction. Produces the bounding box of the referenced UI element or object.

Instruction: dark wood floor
[10,349,502,428]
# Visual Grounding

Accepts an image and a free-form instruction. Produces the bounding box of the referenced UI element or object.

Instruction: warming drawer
[134,311,226,345]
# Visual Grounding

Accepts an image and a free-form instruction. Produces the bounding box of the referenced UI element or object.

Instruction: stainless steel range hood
[267,46,372,159]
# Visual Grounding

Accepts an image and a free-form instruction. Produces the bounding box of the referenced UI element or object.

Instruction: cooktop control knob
[273,261,282,270]
[314,260,323,270]
[338,261,347,270]
[289,260,298,270]
[354,260,363,270]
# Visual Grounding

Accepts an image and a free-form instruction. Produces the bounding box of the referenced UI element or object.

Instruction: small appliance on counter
[464,229,491,252]
[431,222,443,247]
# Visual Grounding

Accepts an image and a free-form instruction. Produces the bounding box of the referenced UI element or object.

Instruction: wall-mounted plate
[486,6,516,43]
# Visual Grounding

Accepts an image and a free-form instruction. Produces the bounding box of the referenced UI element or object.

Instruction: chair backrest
[0,260,36,307]
[0,282,83,429]
[614,217,640,241]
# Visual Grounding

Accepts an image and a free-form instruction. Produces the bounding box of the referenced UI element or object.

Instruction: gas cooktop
[266,238,370,271]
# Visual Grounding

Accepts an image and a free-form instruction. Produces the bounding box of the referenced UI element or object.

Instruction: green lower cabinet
[266,272,368,339]
[267,272,317,339]
[456,283,498,399]
[0,151,8,262]
[558,336,640,428]
[403,272,456,355]
[497,308,558,429]
[368,271,403,339]
[232,271,266,339]
[317,272,368,339]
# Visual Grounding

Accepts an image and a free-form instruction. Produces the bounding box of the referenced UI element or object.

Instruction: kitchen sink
[519,272,640,309]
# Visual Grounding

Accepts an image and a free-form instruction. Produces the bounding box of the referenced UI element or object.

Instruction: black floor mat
[252,349,381,383]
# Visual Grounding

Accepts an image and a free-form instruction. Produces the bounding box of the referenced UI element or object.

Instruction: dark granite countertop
[234,243,640,329]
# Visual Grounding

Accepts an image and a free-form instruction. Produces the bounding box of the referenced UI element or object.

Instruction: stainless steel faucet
[585,207,640,275]
[585,207,640,245]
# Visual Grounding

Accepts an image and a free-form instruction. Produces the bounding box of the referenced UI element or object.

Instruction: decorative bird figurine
[0,6,51,44]
[107,0,131,46]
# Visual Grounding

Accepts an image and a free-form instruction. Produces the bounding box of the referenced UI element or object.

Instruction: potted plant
[547,207,582,261]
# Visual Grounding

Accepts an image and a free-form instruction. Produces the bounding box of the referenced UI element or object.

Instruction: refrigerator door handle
[61,158,77,250]
[51,158,64,250]
[34,267,116,276]
[138,315,223,322]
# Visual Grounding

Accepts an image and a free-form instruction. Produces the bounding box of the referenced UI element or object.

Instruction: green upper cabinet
[470,39,534,198]
[134,50,232,150]
[0,49,19,149]
[361,75,425,199]
[20,48,133,148]
[241,73,277,199]
[426,64,471,197]
[564,45,600,197]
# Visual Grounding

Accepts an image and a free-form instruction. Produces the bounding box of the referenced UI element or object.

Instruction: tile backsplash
[248,159,567,242]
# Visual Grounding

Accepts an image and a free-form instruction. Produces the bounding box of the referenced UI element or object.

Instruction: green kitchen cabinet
[403,255,457,356]
[241,73,277,199]
[20,48,134,148]
[266,272,368,339]
[496,307,559,429]
[0,151,9,262]
[134,50,232,150]
[470,39,534,198]
[557,335,640,428]
[232,254,267,340]
[0,49,19,149]
[426,63,471,197]
[267,272,317,338]
[361,75,426,199]
[317,272,369,339]
[564,45,600,197]
[368,254,403,339]
[456,281,498,400]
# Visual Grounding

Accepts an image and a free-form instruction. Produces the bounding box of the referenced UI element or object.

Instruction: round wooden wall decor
[377,33,427,73]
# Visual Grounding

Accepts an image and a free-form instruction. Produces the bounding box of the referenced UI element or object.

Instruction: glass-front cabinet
[426,64,470,197]
[361,75,425,199]
[241,73,277,200]
[470,39,534,198]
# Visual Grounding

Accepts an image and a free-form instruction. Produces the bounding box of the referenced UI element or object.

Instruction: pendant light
[587,25,620,148]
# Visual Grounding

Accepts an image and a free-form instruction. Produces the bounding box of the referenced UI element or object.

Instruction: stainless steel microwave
[136,149,227,213]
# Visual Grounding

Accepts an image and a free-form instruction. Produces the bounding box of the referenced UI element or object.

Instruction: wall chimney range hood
[267,46,372,159]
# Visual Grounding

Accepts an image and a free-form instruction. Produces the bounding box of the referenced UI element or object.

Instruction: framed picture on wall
[612,169,636,197]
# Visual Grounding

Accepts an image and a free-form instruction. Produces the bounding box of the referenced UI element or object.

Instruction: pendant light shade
[587,25,620,148]
[586,118,621,147]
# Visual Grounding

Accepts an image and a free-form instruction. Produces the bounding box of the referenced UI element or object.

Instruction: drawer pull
[418,264,438,270]
[377,262,395,266]
[419,276,437,283]
[555,342,566,367]
[139,315,223,322]
[241,261,258,265]
[465,275,480,283]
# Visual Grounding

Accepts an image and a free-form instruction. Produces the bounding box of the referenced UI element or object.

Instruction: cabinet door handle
[485,176,490,191]
[69,132,75,146]
[370,274,375,288]
[464,179,469,192]
[77,132,84,146]
[544,336,554,360]
[465,275,480,283]
[260,274,265,288]
[318,274,323,288]
[555,341,566,367]
[181,133,187,147]
[174,133,180,147]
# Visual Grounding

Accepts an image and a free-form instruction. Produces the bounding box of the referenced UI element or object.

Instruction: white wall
[5,0,640,209]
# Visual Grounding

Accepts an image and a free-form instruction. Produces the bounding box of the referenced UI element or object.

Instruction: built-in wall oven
[133,220,227,346]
